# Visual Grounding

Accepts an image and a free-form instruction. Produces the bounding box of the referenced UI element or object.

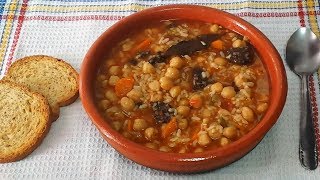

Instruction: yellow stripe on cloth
[27,1,297,13]
[305,0,320,75]
[0,0,19,67]
[306,0,320,37]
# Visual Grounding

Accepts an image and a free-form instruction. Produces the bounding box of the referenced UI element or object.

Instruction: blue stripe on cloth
[0,0,6,41]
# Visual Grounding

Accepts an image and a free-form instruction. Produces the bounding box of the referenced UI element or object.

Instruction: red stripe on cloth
[5,0,28,73]
[23,15,125,21]
[297,0,306,26]
[308,75,320,161]
[1,11,320,22]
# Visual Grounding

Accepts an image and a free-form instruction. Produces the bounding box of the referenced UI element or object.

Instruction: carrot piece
[221,99,234,111]
[130,38,151,55]
[211,40,224,50]
[114,77,134,97]
[127,119,133,131]
[190,125,201,142]
[162,118,178,138]
[189,99,202,108]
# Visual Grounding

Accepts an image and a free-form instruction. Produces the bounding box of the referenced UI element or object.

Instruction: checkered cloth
[1,0,320,179]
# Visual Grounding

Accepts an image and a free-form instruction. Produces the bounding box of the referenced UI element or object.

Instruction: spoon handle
[299,75,318,170]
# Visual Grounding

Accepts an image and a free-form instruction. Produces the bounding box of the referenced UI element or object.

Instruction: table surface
[1,0,320,179]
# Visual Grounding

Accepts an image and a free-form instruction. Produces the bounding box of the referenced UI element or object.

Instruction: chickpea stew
[94,20,270,153]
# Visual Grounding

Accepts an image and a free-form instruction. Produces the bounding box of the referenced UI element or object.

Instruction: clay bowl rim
[80,4,287,164]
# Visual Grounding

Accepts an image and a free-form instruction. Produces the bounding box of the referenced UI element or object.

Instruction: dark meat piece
[197,34,220,45]
[148,53,167,65]
[135,51,150,59]
[164,39,204,56]
[129,59,138,65]
[226,45,254,65]
[192,67,210,90]
[152,102,173,124]
[129,51,151,66]
[147,34,220,65]
[164,34,219,56]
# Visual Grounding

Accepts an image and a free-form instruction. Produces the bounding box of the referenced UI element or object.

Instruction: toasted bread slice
[0,81,51,163]
[4,55,79,121]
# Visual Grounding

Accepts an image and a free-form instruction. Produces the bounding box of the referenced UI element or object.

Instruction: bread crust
[0,80,51,163]
[4,55,79,121]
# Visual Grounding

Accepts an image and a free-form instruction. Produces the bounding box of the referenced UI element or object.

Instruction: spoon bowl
[286,27,320,75]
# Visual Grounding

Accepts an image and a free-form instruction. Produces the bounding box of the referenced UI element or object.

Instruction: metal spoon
[286,27,320,170]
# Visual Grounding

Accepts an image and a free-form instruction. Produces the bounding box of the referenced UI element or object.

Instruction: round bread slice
[0,81,51,163]
[4,55,79,121]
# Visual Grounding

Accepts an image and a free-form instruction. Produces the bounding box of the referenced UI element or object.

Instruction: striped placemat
[1,0,320,179]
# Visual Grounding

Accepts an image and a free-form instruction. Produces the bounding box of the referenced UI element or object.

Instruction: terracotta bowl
[80,4,287,173]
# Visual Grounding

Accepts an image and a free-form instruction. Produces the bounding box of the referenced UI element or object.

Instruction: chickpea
[108,75,120,86]
[221,86,236,99]
[210,82,223,94]
[122,131,131,139]
[234,74,245,88]
[177,106,190,117]
[149,80,160,91]
[220,137,230,146]
[109,66,120,75]
[98,99,110,110]
[228,32,236,38]
[241,107,254,122]
[202,109,211,118]
[159,146,171,152]
[145,142,158,149]
[232,39,246,48]
[198,133,211,146]
[210,24,219,34]
[257,103,268,113]
[196,56,206,63]
[169,56,184,69]
[159,77,174,90]
[101,80,109,87]
[143,62,155,74]
[150,93,163,102]
[189,94,203,108]
[112,121,122,131]
[97,74,107,81]
[126,89,142,102]
[214,57,227,66]
[105,90,118,102]
[178,118,188,130]
[120,97,135,111]
[144,127,158,140]
[257,94,269,102]
[203,118,210,124]
[223,126,237,139]
[207,124,223,140]
[165,67,180,79]
[239,88,252,98]
[133,118,148,131]
[122,66,132,77]
[169,86,181,98]
[194,147,204,153]
[179,99,189,106]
